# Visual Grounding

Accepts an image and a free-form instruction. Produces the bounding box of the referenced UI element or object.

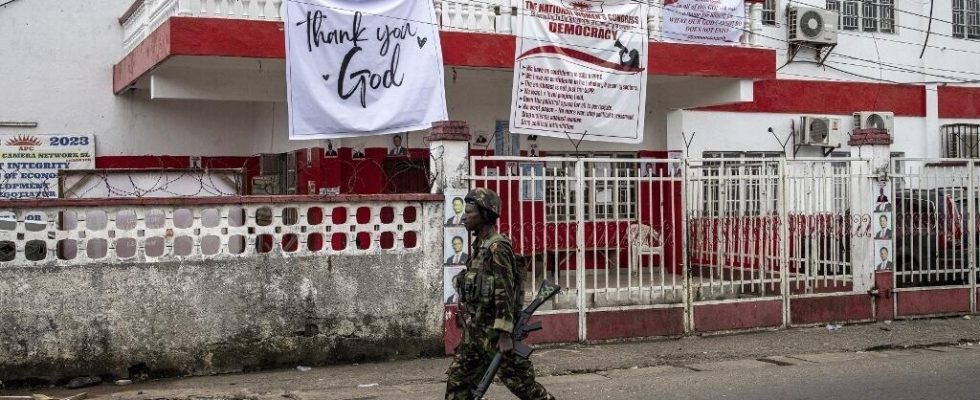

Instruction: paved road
[84,344,980,400]
[8,318,980,400]
[332,345,980,400]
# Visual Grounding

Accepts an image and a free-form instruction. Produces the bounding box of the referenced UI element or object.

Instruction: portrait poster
[444,227,469,265]
[444,265,465,304]
[444,188,467,227]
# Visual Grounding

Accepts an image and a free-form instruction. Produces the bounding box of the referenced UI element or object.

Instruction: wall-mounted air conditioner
[787,6,838,45]
[853,111,895,135]
[798,116,841,147]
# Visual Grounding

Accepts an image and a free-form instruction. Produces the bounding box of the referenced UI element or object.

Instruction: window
[827,0,891,32]
[543,153,639,221]
[763,0,777,26]
[701,152,782,217]
[953,0,980,39]
[942,124,980,158]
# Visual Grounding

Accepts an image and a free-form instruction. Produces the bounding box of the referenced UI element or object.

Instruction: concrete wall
[0,201,445,384]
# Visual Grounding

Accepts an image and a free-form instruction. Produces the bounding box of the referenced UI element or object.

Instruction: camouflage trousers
[445,323,554,400]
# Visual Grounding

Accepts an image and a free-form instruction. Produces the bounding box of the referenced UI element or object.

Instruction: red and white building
[3,0,980,379]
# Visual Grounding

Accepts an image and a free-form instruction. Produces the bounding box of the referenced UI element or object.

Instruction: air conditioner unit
[799,116,841,147]
[787,6,838,45]
[853,111,895,135]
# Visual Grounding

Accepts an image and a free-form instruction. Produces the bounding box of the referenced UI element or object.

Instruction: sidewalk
[6,317,980,399]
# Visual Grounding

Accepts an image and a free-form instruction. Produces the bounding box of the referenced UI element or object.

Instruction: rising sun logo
[4,135,42,151]
[569,1,592,10]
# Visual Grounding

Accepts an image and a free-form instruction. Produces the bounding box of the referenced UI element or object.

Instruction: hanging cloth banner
[284,0,448,139]
[510,0,648,144]
[662,0,745,45]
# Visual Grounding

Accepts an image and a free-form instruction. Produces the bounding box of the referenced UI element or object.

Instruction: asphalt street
[7,318,980,400]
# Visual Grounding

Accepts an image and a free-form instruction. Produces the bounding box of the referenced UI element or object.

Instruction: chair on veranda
[627,224,663,277]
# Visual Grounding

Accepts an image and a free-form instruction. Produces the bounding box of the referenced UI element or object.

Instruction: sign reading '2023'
[0,134,95,199]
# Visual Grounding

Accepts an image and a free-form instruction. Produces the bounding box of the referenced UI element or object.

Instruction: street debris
[356,383,379,388]
[114,379,133,386]
[826,324,842,332]
[295,366,312,372]
[65,376,101,389]
[964,315,972,320]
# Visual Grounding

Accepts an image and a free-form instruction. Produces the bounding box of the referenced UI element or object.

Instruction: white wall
[673,110,931,158]
[0,0,333,158]
[760,0,980,85]
[1,0,977,161]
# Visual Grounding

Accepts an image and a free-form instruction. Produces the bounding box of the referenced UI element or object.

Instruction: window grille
[701,152,782,217]
[942,124,980,158]
[763,0,777,26]
[543,153,639,221]
[954,0,980,39]
[826,1,892,32]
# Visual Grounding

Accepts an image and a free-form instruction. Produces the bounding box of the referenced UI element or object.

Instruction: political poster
[663,0,745,45]
[511,0,648,144]
[284,0,448,139]
[0,134,95,199]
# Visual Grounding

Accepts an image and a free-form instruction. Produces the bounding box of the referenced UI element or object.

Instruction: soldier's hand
[497,332,514,353]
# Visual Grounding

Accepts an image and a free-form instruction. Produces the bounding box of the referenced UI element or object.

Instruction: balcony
[121,0,769,55]
[115,0,776,99]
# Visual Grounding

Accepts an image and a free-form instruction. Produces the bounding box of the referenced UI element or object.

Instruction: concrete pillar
[648,0,663,41]
[427,121,472,194]
[750,2,763,46]
[925,84,939,157]
[848,129,893,297]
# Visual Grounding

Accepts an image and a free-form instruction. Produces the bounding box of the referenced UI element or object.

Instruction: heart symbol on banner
[322,74,331,82]
[417,36,427,49]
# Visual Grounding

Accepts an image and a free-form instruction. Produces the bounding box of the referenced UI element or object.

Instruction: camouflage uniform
[445,189,554,400]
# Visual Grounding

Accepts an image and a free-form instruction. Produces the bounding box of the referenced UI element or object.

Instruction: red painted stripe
[697,79,927,117]
[4,193,443,208]
[939,86,980,118]
[169,17,285,58]
[587,307,685,340]
[790,295,873,326]
[113,18,777,92]
[694,300,782,332]
[650,41,776,80]
[897,288,971,317]
[517,45,644,73]
[96,155,190,169]
[113,20,173,93]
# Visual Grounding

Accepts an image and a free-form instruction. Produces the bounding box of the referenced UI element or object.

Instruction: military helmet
[464,188,501,218]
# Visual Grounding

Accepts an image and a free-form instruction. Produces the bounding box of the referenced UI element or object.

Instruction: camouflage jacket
[456,233,521,333]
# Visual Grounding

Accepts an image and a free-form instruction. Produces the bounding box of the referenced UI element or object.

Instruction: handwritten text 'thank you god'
[296,10,427,108]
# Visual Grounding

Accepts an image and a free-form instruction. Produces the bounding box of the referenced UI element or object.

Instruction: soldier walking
[445,188,555,400]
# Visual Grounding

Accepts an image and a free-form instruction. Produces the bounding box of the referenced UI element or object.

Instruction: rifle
[471,280,561,400]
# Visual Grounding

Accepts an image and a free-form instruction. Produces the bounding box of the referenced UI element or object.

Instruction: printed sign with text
[510,0,648,143]
[284,0,448,139]
[0,134,95,199]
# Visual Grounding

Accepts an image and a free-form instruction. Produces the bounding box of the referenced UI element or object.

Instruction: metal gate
[469,155,871,340]
[891,158,978,318]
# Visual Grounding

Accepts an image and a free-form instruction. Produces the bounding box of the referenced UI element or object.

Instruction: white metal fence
[470,155,873,338]
[891,159,978,306]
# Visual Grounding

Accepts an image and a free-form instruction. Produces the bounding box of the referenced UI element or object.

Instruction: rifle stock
[471,280,561,399]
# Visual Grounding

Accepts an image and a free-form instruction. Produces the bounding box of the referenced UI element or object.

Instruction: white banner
[510,0,648,144]
[284,0,448,139]
[0,134,95,199]
[663,0,745,45]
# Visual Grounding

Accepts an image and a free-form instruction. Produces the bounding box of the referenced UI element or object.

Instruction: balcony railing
[120,0,766,55]
[0,195,438,266]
